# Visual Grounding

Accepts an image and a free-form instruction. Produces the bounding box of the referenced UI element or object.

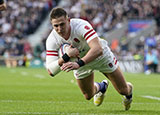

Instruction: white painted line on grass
[20,71,28,76]
[1,100,160,105]
[34,74,45,79]
[0,100,87,104]
[142,95,160,101]
[0,112,134,115]
[10,69,16,73]
[0,112,55,115]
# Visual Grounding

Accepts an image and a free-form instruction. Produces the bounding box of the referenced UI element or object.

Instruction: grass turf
[0,67,160,115]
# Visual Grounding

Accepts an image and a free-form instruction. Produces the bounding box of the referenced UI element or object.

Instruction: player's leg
[93,79,109,106]
[103,66,133,110]
[103,66,132,95]
[76,73,96,100]
[74,63,108,105]
[76,72,109,105]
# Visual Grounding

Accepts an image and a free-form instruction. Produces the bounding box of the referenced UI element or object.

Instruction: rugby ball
[58,43,78,62]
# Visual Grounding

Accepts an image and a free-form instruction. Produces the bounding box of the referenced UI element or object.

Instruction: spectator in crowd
[1,0,160,69]
[60,0,160,35]
[0,0,56,67]
[0,0,7,11]
[38,0,159,65]
[145,48,159,74]
[3,49,18,68]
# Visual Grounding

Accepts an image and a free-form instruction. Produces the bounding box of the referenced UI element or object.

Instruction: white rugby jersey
[46,18,104,76]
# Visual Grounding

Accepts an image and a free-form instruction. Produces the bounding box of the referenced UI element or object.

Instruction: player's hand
[67,45,79,58]
[61,62,80,72]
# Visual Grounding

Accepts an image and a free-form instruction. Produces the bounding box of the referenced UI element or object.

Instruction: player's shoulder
[71,18,90,27]
[46,30,59,47]
[46,29,56,42]
[71,18,88,23]
[70,18,93,35]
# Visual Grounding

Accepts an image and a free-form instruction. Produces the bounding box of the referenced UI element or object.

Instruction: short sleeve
[77,20,99,43]
[46,31,59,64]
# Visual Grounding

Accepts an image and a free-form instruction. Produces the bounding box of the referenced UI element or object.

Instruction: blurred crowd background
[0,0,160,74]
[0,0,58,67]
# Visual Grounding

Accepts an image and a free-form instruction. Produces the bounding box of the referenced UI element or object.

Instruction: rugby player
[46,7,133,110]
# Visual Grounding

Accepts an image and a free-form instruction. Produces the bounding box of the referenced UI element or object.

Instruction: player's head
[50,7,68,20]
[50,7,70,38]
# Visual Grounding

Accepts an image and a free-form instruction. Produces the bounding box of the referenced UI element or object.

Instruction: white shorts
[73,40,118,79]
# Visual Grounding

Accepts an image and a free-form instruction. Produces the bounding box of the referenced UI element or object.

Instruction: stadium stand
[0,0,59,67]
[0,0,160,73]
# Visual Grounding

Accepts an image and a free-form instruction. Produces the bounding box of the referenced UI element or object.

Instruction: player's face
[51,16,70,38]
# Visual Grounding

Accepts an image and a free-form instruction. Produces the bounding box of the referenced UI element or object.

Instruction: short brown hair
[50,7,68,20]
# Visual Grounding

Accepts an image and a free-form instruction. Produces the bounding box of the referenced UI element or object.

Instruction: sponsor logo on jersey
[84,25,90,30]
[73,38,80,43]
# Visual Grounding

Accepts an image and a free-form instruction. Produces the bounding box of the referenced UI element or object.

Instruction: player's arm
[78,22,103,65]
[60,38,102,72]
[45,33,61,77]
[81,37,102,64]
[61,21,103,71]
[46,47,79,76]
[46,51,68,77]
[46,50,60,77]
[0,0,7,11]
[58,45,79,66]
[46,35,79,76]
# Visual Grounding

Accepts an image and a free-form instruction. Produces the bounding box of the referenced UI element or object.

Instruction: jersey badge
[84,25,90,30]
[73,38,80,43]
[108,63,113,68]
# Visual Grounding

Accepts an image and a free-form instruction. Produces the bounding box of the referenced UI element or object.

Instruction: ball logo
[84,25,90,30]
[73,38,80,43]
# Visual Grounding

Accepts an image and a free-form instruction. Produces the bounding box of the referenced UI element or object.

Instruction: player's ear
[68,17,70,22]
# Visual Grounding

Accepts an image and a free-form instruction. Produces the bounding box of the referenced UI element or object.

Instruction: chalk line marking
[142,95,160,101]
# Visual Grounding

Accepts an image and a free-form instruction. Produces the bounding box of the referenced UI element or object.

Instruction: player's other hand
[61,62,79,72]
[67,45,79,58]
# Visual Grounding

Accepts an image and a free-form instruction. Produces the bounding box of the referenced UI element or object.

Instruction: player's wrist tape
[62,53,70,62]
[77,59,85,67]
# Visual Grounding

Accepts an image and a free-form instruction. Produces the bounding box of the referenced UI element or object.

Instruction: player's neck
[64,26,71,40]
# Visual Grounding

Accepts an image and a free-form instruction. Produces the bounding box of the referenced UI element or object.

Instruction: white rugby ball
[58,43,78,62]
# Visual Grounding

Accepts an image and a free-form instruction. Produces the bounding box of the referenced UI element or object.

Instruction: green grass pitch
[0,67,160,115]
